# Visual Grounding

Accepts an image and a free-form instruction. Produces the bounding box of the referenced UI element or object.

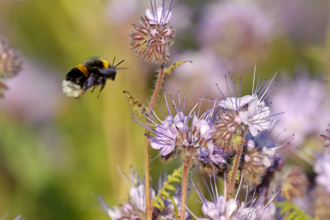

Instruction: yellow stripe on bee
[101,60,109,68]
[76,64,89,77]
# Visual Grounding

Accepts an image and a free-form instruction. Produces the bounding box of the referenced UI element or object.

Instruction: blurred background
[0,0,329,219]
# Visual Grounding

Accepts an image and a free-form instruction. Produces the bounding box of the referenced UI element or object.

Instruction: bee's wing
[98,68,127,75]
[88,56,100,61]
[98,68,117,76]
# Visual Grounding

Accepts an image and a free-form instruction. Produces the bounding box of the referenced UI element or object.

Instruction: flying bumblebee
[62,58,124,98]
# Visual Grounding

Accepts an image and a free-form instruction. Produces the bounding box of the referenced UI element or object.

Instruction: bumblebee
[62,58,124,98]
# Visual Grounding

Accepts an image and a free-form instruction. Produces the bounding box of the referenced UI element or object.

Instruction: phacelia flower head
[129,0,175,65]
[242,121,293,186]
[198,1,274,73]
[0,37,22,98]
[189,176,278,220]
[134,92,228,175]
[212,72,279,154]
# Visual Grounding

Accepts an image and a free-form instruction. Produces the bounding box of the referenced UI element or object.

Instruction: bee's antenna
[112,57,116,66]
[115,60,125,67]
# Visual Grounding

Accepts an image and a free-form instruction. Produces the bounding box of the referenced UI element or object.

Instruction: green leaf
[164,61,192,76]
[152,166,184,210]
[164,183,176,191]
[159,189,170,199]
[276,201,313,220]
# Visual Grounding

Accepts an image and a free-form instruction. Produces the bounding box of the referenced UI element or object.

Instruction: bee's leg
[97,78,106,98]
[84,73,95,92]
[91,86,96,93]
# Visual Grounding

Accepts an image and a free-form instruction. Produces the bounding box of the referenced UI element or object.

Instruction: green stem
[145,65,165,220]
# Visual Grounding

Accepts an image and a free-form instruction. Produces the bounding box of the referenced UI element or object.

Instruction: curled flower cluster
[129,0,175,64]
[134,92,228,175]
[242,121,293,187]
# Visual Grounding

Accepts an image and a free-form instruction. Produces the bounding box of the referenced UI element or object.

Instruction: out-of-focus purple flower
[98,170,155,220]
[270,73,330,146]
[198,1,274,73]
[170,4,192,33]
[314,154,330,193]
[278,0,330,45]
[0,58,62,124]
[130,184,155,212]
[164,50,227,99]
[106,0,146,25]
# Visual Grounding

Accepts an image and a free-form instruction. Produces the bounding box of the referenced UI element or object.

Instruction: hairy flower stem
[180,163,189,220]
[150,65,165,107]
[145,65,165,220]
[227,152,242,201]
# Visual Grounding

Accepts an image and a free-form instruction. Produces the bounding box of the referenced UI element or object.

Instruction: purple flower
[98,169,156,219]
[151,123,177,156]
[197,148,209,163]
[134,92,227,173]
[188,176,278,220]
[193,182,237,220]
[216,72,279,137]
[145,0,173,25]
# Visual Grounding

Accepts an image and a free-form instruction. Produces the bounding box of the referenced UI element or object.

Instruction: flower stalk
[145,64,165,220]
[180,162,189,220]
[227,152,242,201]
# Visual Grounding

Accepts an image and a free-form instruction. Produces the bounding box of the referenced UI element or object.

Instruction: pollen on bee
[62,80,83,98]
